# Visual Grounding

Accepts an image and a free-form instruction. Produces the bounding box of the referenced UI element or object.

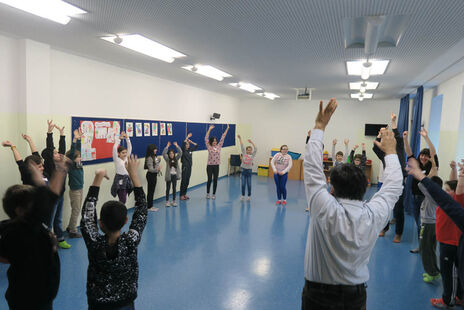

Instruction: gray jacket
[162,145,182,181]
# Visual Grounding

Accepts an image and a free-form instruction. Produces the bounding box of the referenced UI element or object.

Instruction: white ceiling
[1,0,464,101]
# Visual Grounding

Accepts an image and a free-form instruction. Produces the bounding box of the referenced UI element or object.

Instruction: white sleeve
[368,154,403,228]
[304,129,337,216]
[282,155,293,174]
[126,137,132,156]
[270,154,277,172]
[113,139,120,162]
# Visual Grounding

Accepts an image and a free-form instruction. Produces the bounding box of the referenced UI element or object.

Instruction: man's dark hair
[419,148,431,157]
[330,164,368,200]
[431,176,443,188]
[100,201,127,232]
[446,180,458,192]
[2,184,36,219]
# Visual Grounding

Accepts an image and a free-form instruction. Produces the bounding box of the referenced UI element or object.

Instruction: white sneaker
[240,196,245,201]
[172,201,177,207]
[165,201,171,207]
[148,207,160,212]
[206,194,210,199]
[246,196,251,201]
[212,195,216,200]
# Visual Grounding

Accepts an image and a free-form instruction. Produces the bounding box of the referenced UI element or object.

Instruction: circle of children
[0,108,463,309]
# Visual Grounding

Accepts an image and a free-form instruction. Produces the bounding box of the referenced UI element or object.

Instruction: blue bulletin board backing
[72,117,236,165]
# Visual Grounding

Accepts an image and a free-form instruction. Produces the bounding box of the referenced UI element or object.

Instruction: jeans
[180,165,192,196]
[49,195,64,242]
[241,168,252,196]
[166,174,177,201]
[274,173,288,200]
[206,165,219,194]
[301,280,366,310]
[146,172,157,207]
[440,242,463,305]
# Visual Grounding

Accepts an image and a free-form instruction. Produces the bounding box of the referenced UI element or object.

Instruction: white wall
[239,98,399,183]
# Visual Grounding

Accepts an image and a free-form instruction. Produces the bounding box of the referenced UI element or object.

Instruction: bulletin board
[72,117,236,165]
[71,117,124,165]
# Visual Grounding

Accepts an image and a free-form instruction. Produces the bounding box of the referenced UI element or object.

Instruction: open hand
[248,139,252,144]
[353,144,359,150]
[332,139,337,146]
[209,125,214,131]
[2,140,13,147]
[125,155,139,175]
[451,160,457,169]
[47,120,55,133]
[373,128,397,155]
[344,139,349,145]
[167,141,171,147]
[391,112,397,123]
[419,128,428,138]
[315,98,338,130]
[237,134,241,140]
[407,157,426,181]
[55,125,65,136]
[22,134,32,142]
[187,133,192,139]
[173,142,178,147]
[403,131,408,138]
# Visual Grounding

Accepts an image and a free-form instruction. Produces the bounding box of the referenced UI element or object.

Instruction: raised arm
[450,161,458,181]
[81,168,109,250]
[2,141,21,162]
[162,142,170,160]
[22,134,38,154]
[205,125,213,148]
[218,124,229,148]
[361,143,367,167]
[420,128,436,157]
[46,120,55,150]
[55,125,66,155]
[368,129,403,223]
[173,142,182,160]
[409,158,464,233]
[304,99,338,215]
[249,139,257,156]
[126,155,148,245]
[126,136,132,156]
[457,161,464,195]
[331,139,337,161]
[403,131,412,157]
[343,139,349,161]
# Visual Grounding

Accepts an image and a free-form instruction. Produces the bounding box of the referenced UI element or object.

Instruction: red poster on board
[79,120,122,161]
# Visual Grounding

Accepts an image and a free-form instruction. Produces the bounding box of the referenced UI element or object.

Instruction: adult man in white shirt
[302,99,403,310]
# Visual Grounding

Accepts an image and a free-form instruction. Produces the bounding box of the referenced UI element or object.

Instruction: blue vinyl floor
[0,175,440,309]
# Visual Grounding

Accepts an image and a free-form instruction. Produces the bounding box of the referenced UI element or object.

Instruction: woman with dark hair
[144,143,161,211]
[111,131,133,204]
[204,124,229,199]
[162,141,182,207]
[271,144,292,205]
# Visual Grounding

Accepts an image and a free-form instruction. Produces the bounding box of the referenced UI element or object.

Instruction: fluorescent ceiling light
[351,93,373,99]
[0,0,86,24]
[346,60,389,76]
[229,82,262,93]
[182,64,232,81]
[349,81,379,90]
[101,34,186,63]
[257,92,280,100]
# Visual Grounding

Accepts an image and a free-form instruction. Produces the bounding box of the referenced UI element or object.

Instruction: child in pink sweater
[205,124,229,199]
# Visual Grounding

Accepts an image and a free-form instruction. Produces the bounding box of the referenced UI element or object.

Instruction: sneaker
[410,247,419,254]
[68,232,82,238]
[240,196,245,201]
[276,200,281,205]
[379,230,386,237]
[148,207,160,212]
[206,194,210,199]
[393,234,402,243]
[165,201,171,207]
[212,195,216,200]
[172,201,177,207]
[282,200,287,206]
[185,195,190,200]
[423,273,441,283]
[180,195,187,200]
[430,298,452,308]
[58,241,71,249]
[246,196,251,201]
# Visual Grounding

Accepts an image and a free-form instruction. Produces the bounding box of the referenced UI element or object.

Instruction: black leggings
[166,174,177,201]
[206,165,219,194]
[146,172,157,207]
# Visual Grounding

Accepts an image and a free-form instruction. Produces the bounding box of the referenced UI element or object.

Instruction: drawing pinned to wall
[160,123,166,136]
[167,123,173,136]
[135,123,143,137]
[95,122,110,139]
[126,122,134,137]
[80,121,95,161]
[106,121,120,143]
[144,123,151,136]
[152,123,158,136]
